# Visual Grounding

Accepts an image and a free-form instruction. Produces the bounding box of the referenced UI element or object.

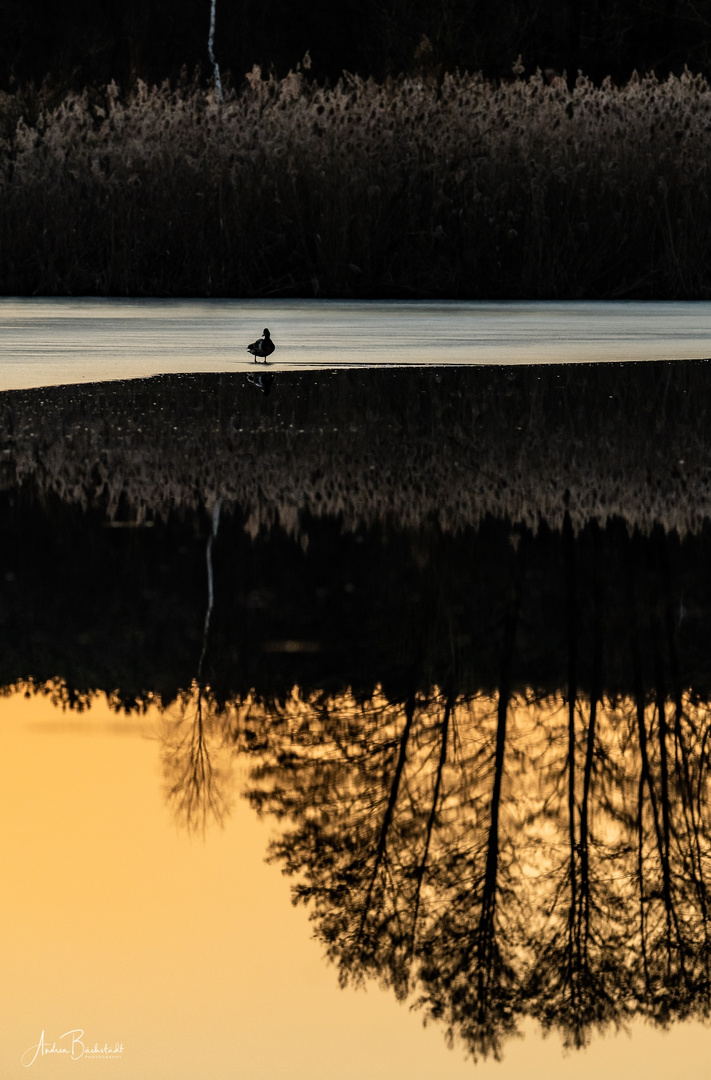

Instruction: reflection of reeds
[3,366,711,538]
[2,69,711,297]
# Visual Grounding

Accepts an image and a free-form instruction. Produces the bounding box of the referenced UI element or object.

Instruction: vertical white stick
[197,499,221,683]
[208,0,223,103]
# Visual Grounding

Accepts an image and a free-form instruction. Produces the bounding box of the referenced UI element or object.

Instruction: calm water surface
[1,330,711,1077]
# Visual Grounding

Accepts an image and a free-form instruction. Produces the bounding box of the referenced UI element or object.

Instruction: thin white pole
[208,0,223,102]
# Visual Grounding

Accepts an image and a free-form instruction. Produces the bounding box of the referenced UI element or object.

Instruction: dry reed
[1,68,711,297]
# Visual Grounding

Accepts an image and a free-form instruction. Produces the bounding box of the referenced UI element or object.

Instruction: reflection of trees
[413,533,525,1059]
[161,684,233,833]
[526,515,623,1049]
[240,687,711,1057]
[11,432,711,1056]
[224,519,711,1057]
[242,538,529,1058]
[228,493,711,1075]
[161,500,233,834]
[247,692,447,999]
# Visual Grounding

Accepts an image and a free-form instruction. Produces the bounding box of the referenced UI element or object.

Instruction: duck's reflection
[246,372,275,396]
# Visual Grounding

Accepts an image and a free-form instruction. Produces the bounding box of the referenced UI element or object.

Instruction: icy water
[2,305,711,1078]
[0,297,710,389]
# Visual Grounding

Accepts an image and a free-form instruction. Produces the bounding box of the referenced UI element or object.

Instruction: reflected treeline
[5,365,711,1054]
[7,474,711,709]
[148,509,711,1054]
[7,493,711,705]
[234,678,711,1055]
[6,492,711,1052]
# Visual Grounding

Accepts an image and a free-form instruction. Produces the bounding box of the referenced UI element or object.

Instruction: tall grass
[2,67,711,297]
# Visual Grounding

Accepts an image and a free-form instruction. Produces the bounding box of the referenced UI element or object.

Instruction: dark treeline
[3,0,711,91]
[4,488,711,710]
[5,4,711,298]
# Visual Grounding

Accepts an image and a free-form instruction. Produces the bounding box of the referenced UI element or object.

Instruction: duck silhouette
[247,328,275,363]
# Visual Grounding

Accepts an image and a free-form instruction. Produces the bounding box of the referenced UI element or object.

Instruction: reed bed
[1,68,711,297]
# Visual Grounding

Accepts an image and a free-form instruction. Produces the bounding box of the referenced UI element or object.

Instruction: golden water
[2,688,709,1079]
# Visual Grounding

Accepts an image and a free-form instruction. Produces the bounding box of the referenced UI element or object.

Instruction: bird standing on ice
[247,328,275,363]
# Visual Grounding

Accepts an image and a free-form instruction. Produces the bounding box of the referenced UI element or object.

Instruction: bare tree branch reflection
[161,500,232,834]
[162,685,233,833]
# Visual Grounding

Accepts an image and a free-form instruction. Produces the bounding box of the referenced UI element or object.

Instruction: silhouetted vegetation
[228,516,711,1055]
[235,679,711,1057]
[3,0,711,91]
[2,69,711,297]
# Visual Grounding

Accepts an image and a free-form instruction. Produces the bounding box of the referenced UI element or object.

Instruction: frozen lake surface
[0,297,710,390]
